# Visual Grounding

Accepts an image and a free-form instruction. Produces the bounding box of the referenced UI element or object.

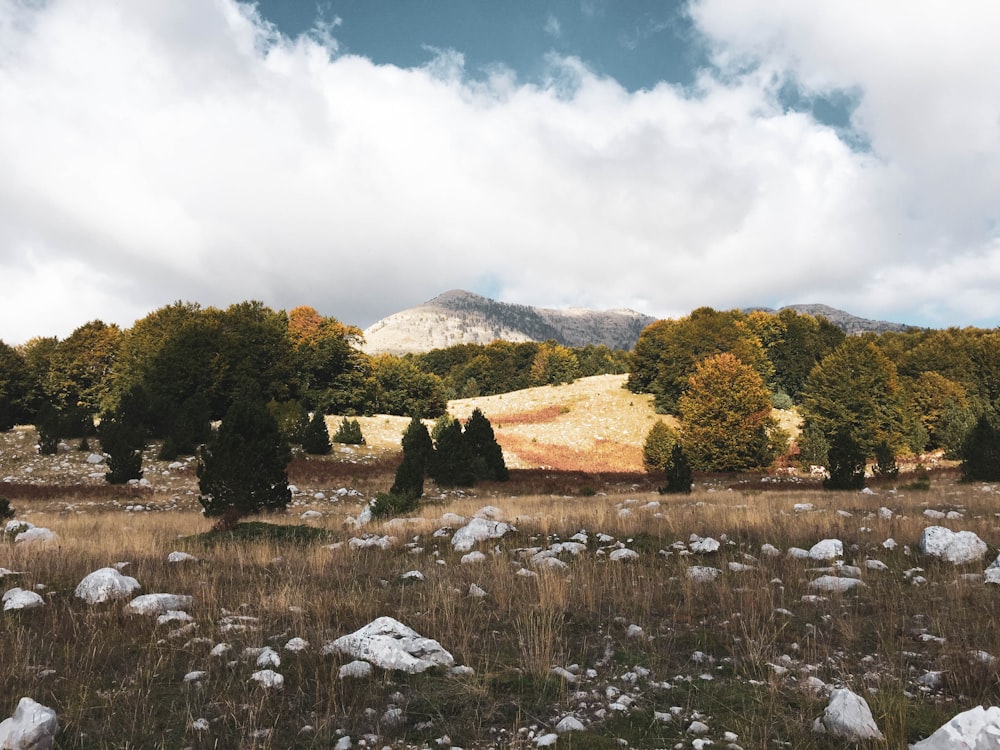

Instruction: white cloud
[0,0,997,344]
[544,14,561,39]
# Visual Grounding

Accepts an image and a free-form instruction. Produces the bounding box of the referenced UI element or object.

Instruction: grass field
[0,377,996,749]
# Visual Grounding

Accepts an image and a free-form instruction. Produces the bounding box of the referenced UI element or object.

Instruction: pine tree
[872,440,899,480]
[463,408,508,481]
[824,430,866,490]
[197,394,291,528]
[429,419,474,487]
[302,411,333,454]
[332,417,366,445]
[373,417,433,518]
[662,443,692,494]
[34,402,61,455]
[100,388,146,484]
[961,414,1000,482]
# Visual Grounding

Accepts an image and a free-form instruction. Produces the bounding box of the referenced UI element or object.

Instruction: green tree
[628,308,773,414]
[0,341,31,430]
[823,429,867,490]
[100,388,147,484]
[159,393,211,460]
[301,411,333,454]
[765,310,845,400]
[463,408,509,481]
[905,371,973,453]
[197,394,291,528]
[388,417,434,499]
[800,338,907,458]
[529,342,579,386]
[34,402,61,455]
[268,399,309,445]
[960,415,1000,482]
[872,440,899,480]
[661,443,692,494]
[372,355,446,418]
[796,420,829,469]
[642,420,678,473]
[678,353,780,472]
[47,320,121,414]
[429,418,474,487]
[332,417,366,445]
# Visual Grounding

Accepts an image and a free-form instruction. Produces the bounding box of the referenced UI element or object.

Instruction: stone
[14,527,57,544]
[74,568,141,604]
[810,576,864,593]
[167,551,197,563]
[822,688,884,741]
[609,548,639,562]
[0,697,58,750]
[687,566,722,583]
[285,637,309,652]
[985,554,1000,584]
[2,588,45,611]
[324,616,454,673]
[690,536,720,554]
[338,660,373,679]
[808,539,843,561]
[250,669,284,689]
[910,706,1000,750]
[920,526,988,564]
[555,716,585,733]
[451,518,514,552]
[127,593,193,615]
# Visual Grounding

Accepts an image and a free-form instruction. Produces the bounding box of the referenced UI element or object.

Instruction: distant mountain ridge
[361,291,915,355]
[361,290,657,355]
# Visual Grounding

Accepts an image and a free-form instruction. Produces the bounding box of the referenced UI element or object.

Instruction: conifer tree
[332,417,366,445]
[823,430,867,490]
[643,420,678,473]
[662,443,692,494]
[100,388,147,484]
[302,411,333,454]
[961,414,1000,482]
[389,417,433,499]
[429,419,474,487]
[463,408,508,481]
[197,394,290,528]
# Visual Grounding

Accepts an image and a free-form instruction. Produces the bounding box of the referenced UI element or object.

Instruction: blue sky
[1,0,999,343]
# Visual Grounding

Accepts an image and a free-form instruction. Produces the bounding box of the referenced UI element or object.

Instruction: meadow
[1,380,998,749]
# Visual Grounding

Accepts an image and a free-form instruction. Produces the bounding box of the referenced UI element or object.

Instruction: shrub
[302,412,333,455]
[0,498,13,520]
[872,440,899,480]
[34,403,61,455]
[100,417,145,485]
[390,417,433,499]
[369,490,420,519]
[796,421,829,469]
[661,443,692,494]
[823,430,866,490]
[198,394,291,528]
[642,420,677,473]
[771,390,794,410]
[332,417,365,445]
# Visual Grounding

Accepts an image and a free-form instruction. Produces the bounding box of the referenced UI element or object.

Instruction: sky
[2,0,1000,344]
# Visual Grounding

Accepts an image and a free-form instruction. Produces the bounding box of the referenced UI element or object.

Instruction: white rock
[400,570,425,581]
[250,669,284,689]
[300,510,323,520]
[334,736,352,750]
[920,526,988,564]
[74,568,141,604]
[14,527,57,544]
[787,547,810,559]
[808,539,843,561]
[325,616,454,673]
[85,453,105,464]
[910,705,1000,750]
[688,720,710,734]
[2,588,44,611]
[555,716,585,733]
[474,505,504,520]
[127,593,193,615]
[535,557,570,571]
[461,552,486,565]
[810,576,864,593]
[761,543,781,557]
[609,548,639,562]
[986,554,1000,584]
[866,559,889,571]
[822,688,884,741]
[190,717,210,731]
[438,512,466,527]
[157,610,192,625]
[4,520,33,534]
[924,509,947,519]
[687,566,722,583]
[167,551,197,563]
[793,503,815,512]
[284,637,309,652]
[183,671,207,683]
[338,660,373,679]
[256,647,281,668]
[468,583,488,598]
[0,697,58,750]
[626,624,644,639]
[690,537,720,554]
[451,518,514,552]
[535,733,559,746]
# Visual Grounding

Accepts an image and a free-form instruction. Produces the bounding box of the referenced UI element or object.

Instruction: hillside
[748,303,912,334]
[360,290,656,355]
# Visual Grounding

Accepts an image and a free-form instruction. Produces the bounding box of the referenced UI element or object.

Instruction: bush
[390,417,433,498]
[332,417,365,445]
[771,390,794,410]
[302,412,333,455]
[960,414,1000,482]
[660,443,692,494]
[34,403,61,455]
[823,430,866,490]
[0,498,13,520]
[369,490,420,519]
[268,399,309,445]
[198,394,291,528]
[642,421,677,473]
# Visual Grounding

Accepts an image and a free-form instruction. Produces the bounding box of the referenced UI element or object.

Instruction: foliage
[372,355,447,418]
[390,417,434,499]
[823,430,867,490]
[800,337,907,457]
[872,440,899,480]
[34,403,63,454]
[627,308,774,414]
[158,393,211,460]
[301,412,333,455]
[642,420,678,473]
[529,342,579,386]
[796,421,829,468]
[770,390,793,410]
[905,371,974,453]
[678,353,780,472]
[46,320,122,413]
[332,416,365,445]
[661,443,692,494]
[99,389,147,485]
[197,394,291,527]
[0,497,13,520]
[960,414,1000,482]
[0,340,32,430]
[428,418,475,487]
[463,408,509,481]
[765,310,845,400]
[267,399,309,445]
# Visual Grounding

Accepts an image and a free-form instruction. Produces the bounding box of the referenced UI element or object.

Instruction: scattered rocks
[74,568,141,604]
[919,526,987,564]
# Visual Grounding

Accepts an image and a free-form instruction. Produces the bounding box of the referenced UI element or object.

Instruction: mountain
[746,304,913,335]
[361,290,657,355]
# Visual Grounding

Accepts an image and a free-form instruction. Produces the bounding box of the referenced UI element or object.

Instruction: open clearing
[1,379,997,749]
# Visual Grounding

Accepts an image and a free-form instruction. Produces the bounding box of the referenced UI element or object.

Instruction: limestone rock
[324,616,454,673]
[0,697,58,750]
[822,688,884,741]
[74,568,141,604]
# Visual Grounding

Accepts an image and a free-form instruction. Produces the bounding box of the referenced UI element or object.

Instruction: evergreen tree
[197,394,291,528]
[661,443,692,494]
[159,393,211,460]
[388,417,433,499]
[960,414,1000,482]
[463,408,508,481]
[100,390,146,484]
[796,421,829,469]
[429,419,474,487]
[332,417,366,445]
[34,402,61,455]
[872,440,899,480]
[301,411,333,454]
[823,430,867,490]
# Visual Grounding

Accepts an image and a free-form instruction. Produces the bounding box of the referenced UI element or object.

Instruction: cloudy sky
[2,0,999,344]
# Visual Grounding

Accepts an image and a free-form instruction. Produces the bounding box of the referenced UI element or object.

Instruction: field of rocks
[2,382,1000,748]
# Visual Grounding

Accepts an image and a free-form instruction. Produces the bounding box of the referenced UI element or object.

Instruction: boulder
[451,517,514,552]
[74,568,141,604]
[2,588,45,611]
[911,705,1000,749]
[687,566,722,583]
[0,697,58,749]
[821,688,884,741]
[127,593,193,615]
[14,527,57,544]
[808,539,844,561]
[167,551,198,563]
[986,554,1000,584]
[810,576,864,594]
[920,527,988,564]
[324,616,454,673]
